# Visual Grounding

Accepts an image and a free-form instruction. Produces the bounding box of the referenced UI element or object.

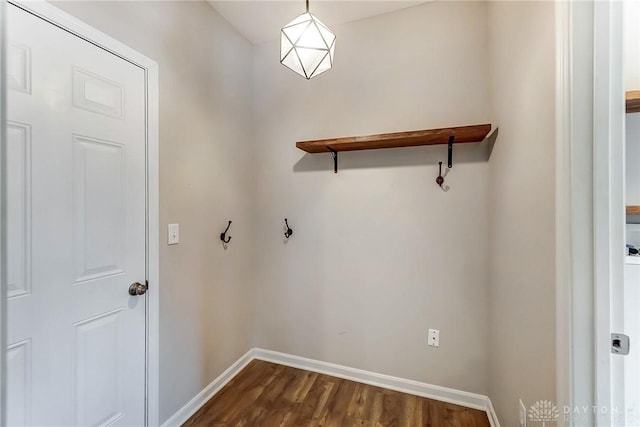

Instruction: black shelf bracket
[328,147,338,173]
[436,135,456,187]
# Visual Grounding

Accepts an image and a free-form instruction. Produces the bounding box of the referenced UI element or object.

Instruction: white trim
[145,63,160,427]
[559,1,628,425]
[253,348,489,411]
[160,349,255,427]
[162,348,500,427]
[593,1,614,416]
[554,1,573,425]
[6,2,161,425]
[486,398,500,427]
[560,1,598,424]
[593,1,626,424]
[0,0,8,424]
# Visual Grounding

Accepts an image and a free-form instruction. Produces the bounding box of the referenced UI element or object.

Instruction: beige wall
[251,1,492,395]
[486,2,556,425]
[45,1,560,424]
[53,2,255,423]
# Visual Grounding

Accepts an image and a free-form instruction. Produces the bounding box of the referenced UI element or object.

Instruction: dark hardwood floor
[182,360,490,427]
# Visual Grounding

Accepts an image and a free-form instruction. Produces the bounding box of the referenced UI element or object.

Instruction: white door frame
[554,2,575,424]
[1,0,8,425]
[556,0,626,425]
[592,1,625,422]
[2,2,160,425]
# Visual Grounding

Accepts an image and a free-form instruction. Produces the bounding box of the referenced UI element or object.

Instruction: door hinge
[611,333,630,355]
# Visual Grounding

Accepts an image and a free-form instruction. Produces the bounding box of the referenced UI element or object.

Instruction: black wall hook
[220,220,232,244]
[436,162,444,187]
[284,218,293,239]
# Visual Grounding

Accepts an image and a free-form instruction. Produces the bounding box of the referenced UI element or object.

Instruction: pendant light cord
[306,0,309,12]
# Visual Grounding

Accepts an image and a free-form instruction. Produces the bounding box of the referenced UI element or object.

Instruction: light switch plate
[168,224,179,245]
[428,329,440,347]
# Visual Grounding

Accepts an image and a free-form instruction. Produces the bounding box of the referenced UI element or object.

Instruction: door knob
[129,282,148,296]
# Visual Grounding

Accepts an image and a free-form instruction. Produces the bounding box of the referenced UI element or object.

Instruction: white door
[6,4,147,426]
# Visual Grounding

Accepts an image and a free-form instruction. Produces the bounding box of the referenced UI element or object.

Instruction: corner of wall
[485,1,557,425]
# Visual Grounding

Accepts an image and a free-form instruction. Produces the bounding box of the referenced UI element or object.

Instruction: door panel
[6,121,31,299]
[6,4,147,425]
[72,135,126,283]
[73,308,124,426]
[72,67,124,119]
[7,43,31,94]
[6,340,31,426]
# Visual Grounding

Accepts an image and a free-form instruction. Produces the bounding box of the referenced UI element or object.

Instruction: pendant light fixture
[280,0,336,79]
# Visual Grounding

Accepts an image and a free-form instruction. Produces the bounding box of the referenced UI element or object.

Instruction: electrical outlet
[168,224,179,245]
[428,329,440,347]
[519,398,527,427]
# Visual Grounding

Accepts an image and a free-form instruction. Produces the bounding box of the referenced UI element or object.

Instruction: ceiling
[208,0,427,45]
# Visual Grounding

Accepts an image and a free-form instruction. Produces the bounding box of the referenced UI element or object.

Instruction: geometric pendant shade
[280,7,336,79]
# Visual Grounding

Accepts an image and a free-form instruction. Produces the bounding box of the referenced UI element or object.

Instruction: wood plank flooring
[183,360,490,427]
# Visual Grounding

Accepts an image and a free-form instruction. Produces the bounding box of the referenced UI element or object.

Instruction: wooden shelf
[627,206,640,215]
[627,91,640,113]
[296,124,492,153]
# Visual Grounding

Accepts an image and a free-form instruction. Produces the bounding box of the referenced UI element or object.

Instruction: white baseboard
[163,347,500,427]
[160,349,254,427]
[486,398,500,427]
[254,348,494,414]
